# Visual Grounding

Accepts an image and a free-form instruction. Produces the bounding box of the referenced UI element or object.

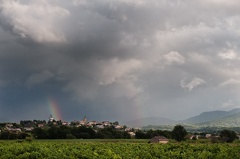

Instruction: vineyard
[0,140,240,158]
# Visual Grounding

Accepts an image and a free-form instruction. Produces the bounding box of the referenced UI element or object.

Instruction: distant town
[3,115,130,131]
[0,114,239,143]
[0,115,137,140]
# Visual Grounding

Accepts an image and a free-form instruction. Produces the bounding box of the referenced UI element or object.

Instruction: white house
[150,136,169,144]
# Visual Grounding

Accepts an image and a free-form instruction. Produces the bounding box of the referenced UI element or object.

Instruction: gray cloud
[26,70,55,87]
[0,0,240,122]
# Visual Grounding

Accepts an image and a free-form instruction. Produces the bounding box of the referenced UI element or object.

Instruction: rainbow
[48,98,62,121]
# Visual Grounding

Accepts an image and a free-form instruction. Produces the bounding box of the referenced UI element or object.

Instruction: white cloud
[163,51,185,65]
[180,77,206,91]
[218,50,237,60]
[220,79,240,87]
[98,58,142,85]
[0,0,69,43]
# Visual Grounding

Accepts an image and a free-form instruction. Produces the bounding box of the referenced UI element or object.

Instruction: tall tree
[220,129,237,143]
[172,125,187,142]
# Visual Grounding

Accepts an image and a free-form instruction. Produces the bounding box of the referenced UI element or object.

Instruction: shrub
[25,137,33,142]
[66,134,76,139]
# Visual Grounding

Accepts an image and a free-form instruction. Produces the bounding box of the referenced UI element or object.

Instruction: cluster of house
[3,123,34,132]
[49,115,126,130]
[185,133,219,140]
[150,133,240,144]
[150,134,220,144]
[0,115,136,137]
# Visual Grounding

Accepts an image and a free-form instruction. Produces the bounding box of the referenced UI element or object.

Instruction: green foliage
[25,137,33,142]
[135,129,172,139]
[220,129,237,143]
[0,131,30,140]
[92,126,130,139]
[31,125,131,139]
[0,140,240,158]
[172,125,188,142]
[66,134,76,139]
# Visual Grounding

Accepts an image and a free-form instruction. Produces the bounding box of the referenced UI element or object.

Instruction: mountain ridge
[197,111,240,127]
[123,108,240,127]
[181,108,240,124]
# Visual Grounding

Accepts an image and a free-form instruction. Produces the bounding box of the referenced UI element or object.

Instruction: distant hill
[123,108,240,128]
[123,117,176,127]
[197,112,240,127]
[180,108,240,124]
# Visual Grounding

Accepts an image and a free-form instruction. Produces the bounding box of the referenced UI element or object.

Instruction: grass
[0,138,238,144]
[32,138,150,143]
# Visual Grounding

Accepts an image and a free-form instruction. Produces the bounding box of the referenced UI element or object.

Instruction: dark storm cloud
[0,0,240,122]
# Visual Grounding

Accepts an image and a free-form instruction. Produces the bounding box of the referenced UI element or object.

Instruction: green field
[0,139,240,158]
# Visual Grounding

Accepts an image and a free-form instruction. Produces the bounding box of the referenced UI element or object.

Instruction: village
[0,115,136,139]
[3,115,128,131]
[0,115,238,143]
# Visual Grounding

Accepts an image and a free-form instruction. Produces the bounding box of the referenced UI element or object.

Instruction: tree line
[34,125,131,139]
[136,125,238,143]
[135,125,186,142]
[0,125,131,140]
[0,124,238,143]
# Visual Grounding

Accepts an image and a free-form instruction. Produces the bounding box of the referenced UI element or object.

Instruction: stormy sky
[1,0,240,123]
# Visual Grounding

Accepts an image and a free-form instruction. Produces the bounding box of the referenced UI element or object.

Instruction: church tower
[83,116,87,123]
[49,114,54,122]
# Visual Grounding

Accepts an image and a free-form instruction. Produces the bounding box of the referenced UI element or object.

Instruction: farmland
[0,139,240,158]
